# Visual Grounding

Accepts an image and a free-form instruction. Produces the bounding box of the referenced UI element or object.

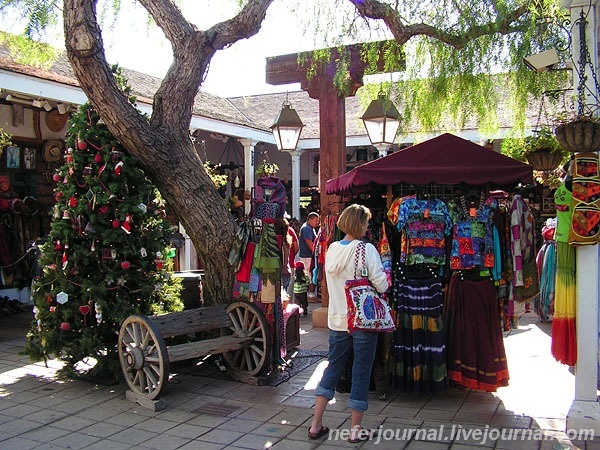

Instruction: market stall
[325,133,536,394]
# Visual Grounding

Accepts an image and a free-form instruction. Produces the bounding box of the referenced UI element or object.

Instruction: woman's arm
[364,243,389,293]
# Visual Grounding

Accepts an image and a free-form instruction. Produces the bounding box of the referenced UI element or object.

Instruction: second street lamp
[361,91,401,157]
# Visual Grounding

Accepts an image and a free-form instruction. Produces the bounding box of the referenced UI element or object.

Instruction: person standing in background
[293,261,309,315]
[299,212,319,299]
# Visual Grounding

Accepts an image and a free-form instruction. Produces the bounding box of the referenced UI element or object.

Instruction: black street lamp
[361,91,400,157]
[271,95,304,151]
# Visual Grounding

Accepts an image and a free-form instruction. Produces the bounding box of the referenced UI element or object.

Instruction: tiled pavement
[0,307,599,449]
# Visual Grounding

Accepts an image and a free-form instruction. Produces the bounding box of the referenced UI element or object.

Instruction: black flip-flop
[308,425,329,439]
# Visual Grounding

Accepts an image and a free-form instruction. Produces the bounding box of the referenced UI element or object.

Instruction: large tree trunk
[61,0,273,304]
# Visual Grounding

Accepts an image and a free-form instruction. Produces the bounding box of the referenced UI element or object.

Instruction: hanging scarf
[228,221,250,271]
[253,176,287,218]
[254,222,281,283]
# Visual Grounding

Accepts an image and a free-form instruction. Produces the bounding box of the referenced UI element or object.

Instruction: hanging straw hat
[45,110,68,132]
[42,140,64,162]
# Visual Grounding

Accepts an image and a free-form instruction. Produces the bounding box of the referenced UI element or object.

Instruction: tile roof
[0,42,262,132]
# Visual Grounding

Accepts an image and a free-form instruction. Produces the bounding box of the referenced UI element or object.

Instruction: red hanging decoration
[121,215,132,234]
[79,305,90,326]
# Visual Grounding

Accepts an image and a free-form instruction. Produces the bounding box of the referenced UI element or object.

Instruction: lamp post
[361,91,401,157]
[271,95,304,219]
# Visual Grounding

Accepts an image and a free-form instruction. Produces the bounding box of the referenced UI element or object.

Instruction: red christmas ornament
[52,173,62,182]
[77,140,88,150]
[115,161,124,176]
[112,219,120,229]
[79,305,90,326]
[69,197,77,208]
[121,215,132,234]
[121,221,131,234]
[121,261,131,270]
[94,152,102,163]
[60,322,71,331]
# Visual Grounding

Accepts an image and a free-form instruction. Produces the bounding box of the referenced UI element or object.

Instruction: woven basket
[525,150,564,171]
[555,119,600,153]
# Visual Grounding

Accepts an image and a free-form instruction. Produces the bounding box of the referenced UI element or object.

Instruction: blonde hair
[337,204,371,238]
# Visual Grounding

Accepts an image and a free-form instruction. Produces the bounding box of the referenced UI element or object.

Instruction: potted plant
[554,115,600,153]
[501,127,567,172]
[256,160,279,177]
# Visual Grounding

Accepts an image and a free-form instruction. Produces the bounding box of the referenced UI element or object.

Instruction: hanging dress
[390,196,452,393]
[535,219,556,322]
[445,195,509,392]
[551,183,577,366]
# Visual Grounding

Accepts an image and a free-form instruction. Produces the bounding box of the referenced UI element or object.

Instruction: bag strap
[353,241,367,279]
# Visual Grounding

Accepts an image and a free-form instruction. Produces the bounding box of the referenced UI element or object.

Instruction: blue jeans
[315,330,378,412]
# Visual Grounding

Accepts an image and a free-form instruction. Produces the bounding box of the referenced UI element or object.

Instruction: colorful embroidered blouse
[447,197,497,270]
[396,197,453,267]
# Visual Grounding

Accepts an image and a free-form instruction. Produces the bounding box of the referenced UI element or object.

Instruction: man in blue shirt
[298,212,319,299]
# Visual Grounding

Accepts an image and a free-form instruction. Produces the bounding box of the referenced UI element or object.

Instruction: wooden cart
[117,301,270,410]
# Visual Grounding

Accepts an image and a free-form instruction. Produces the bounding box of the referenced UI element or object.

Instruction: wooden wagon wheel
[222,301,271,376]
[118,315,169,400]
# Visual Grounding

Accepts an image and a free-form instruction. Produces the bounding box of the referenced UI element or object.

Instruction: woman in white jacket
[307,204,389,443]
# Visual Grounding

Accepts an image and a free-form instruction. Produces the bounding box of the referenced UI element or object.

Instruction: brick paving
[0,309,598,449]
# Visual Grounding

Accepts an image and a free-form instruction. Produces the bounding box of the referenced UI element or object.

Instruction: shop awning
[325,133,534,195]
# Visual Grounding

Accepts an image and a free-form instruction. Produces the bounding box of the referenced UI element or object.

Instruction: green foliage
[0,31,58,68]
[203,161,229,188]
[256,160,279,177]
[501,126,563,161]
[1,0,575,135]
[0,127,12,156]
[25,74,183,379]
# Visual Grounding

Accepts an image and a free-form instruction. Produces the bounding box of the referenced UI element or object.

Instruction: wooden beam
[265,40,403,87]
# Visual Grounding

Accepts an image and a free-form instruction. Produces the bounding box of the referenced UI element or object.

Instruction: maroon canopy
[326,133,533,195]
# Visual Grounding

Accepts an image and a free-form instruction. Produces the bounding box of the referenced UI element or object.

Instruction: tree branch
[347,0,529,49]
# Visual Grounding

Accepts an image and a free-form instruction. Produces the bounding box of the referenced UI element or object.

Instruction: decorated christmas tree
[25,72,182,379]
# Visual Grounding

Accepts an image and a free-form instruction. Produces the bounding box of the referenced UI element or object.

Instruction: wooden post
[266,40,400,326]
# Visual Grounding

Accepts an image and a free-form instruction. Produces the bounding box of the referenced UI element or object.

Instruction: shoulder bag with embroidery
[345,241,395,333]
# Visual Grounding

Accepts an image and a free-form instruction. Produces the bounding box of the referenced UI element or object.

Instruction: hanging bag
[345,241,395,333]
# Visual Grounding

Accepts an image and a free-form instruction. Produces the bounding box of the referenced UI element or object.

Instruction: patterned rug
[262,349,328,387]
